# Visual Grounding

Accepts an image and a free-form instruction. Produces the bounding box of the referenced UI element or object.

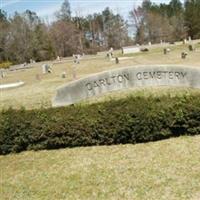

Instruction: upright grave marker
[42,64,52,74]
[122,46,140,55]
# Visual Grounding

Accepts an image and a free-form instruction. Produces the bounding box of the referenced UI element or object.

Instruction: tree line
[0,0,199,64]
[131,0,200,44]
[0,0,131,64]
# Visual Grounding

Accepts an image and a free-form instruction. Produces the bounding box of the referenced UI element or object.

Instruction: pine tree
[56,0,71,21]
[185,0,200,39]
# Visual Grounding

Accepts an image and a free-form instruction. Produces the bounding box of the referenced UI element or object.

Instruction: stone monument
[53,65,200,107]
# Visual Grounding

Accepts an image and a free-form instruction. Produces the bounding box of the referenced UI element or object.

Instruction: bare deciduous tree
[50,20,82,57]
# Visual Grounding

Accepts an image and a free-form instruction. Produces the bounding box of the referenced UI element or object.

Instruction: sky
[0,0,175,22]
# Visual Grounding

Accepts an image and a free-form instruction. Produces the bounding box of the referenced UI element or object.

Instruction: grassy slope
[1,135,200,200]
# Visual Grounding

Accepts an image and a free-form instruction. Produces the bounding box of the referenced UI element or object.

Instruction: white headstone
[0,69,6,79]
[57,56,61,61]
[42,64,51,74]
[183,39,187,44]
[122,46,140,55]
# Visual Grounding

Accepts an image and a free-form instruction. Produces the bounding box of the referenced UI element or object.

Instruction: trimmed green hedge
[1,95,200,155]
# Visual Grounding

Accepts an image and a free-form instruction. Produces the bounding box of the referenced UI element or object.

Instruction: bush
[0,61,12,69]
[1,95,200,155]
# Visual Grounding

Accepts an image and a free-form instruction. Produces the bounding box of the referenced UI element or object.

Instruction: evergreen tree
[56,0,71,21]
[185,0,200,39]
[0,9,9,61]
[168,0,183,17]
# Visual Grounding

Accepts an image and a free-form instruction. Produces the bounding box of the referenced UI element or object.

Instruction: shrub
[0,61,12,69]
[1,95,200,155]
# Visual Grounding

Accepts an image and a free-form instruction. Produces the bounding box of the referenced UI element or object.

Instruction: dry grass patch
[1,136,200,200]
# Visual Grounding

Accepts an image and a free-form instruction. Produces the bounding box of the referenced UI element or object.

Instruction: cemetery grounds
[1,42,200,200]
[1,42,200,110]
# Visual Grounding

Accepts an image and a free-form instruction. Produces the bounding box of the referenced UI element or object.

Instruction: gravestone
[188,44,195,51]
[183,39,187,44]
[0,69,6,79]
[181,52,187,59]
[42,64,52,74]
[109,47,113,57]
[57,56,61,61]
[61,71,66,78]
[23,62,27,67]
[108,53,112,60]
[73,54,81,64]
[122,46,140,55]
[115,57,119,64]
[30,59,35,64]
[141,48,149,52]
[53,65,200,107]
[163,48,170,55]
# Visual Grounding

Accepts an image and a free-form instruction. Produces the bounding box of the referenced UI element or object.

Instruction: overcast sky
[1,0,177,21]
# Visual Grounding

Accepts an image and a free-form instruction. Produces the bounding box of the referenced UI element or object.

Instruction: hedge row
[1,95,200,155]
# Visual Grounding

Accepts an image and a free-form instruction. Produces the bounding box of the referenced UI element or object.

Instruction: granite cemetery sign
[52,65,200,107]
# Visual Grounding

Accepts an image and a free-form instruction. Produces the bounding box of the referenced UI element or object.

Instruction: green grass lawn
[1,135,200,200]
